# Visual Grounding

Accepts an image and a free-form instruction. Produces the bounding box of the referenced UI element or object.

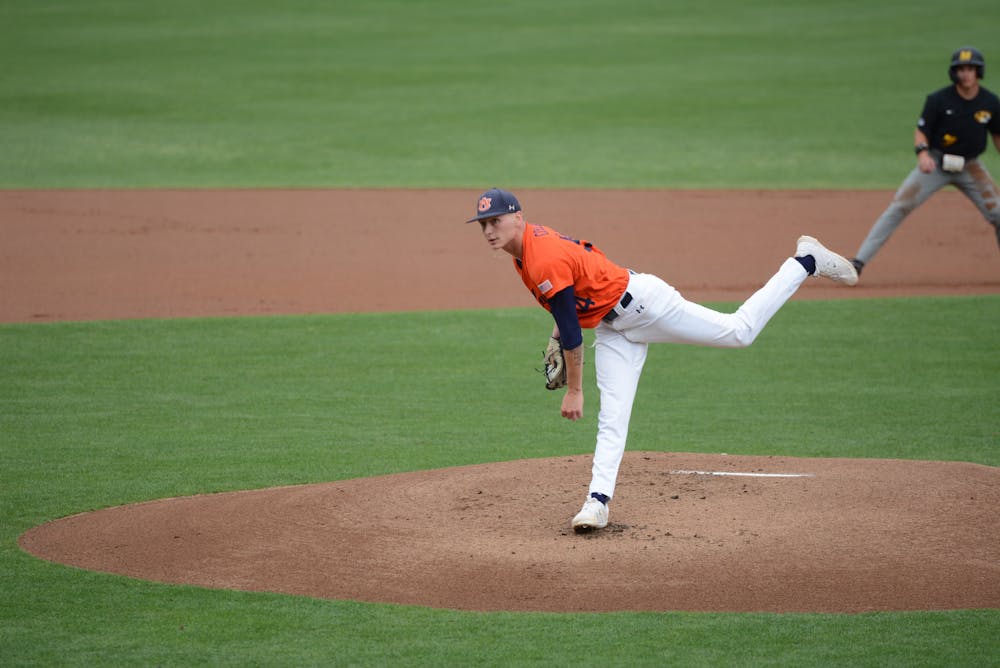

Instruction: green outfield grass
[2,297,999,666]
[1,0,999,189]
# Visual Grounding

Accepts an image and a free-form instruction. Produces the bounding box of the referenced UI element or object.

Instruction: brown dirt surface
[7,189,1000,613]
[2,189,998,323]
[19,452,1000,613]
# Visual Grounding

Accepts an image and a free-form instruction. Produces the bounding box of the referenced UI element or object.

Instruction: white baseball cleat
[796,236,859,286]
[571,496,609,533]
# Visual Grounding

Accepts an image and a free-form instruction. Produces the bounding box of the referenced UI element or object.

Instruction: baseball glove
[542,336,567,390]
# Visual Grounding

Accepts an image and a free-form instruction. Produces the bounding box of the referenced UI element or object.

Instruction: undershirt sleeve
[548,286,584,350]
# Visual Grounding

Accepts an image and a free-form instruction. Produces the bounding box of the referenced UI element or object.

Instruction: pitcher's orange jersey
[514,224,629,328]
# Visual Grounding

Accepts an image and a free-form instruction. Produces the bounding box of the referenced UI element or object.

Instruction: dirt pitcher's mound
[19,452,1000,613]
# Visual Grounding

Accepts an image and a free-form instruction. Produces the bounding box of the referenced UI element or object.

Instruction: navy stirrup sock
[590,492,610,505]
[795,255,816,275]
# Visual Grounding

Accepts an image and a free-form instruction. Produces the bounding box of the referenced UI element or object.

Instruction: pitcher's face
[480,211,523,255]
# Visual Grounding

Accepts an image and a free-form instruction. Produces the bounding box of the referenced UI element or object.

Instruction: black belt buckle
[603,291,633,323]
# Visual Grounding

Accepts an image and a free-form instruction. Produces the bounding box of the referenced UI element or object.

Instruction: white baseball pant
[589,258,808,498]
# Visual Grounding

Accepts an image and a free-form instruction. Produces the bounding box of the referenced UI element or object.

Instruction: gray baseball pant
[855,155,1000,265]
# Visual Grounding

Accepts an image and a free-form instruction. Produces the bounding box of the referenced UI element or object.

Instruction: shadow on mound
[19,452,1000,613]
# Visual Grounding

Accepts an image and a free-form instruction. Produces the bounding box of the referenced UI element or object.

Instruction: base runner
[851,46,1000,276]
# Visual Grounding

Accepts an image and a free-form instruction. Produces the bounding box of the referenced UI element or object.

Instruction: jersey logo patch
[537,279,553,293]
[975,110,992,124]
[942,133,957,147]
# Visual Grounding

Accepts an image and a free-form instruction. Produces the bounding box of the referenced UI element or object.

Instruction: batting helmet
[949,46,985,82]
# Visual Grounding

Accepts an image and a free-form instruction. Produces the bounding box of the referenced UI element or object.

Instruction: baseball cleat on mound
[571,497,609,532]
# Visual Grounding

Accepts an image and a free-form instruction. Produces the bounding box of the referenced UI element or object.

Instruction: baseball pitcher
[467,188,858,532]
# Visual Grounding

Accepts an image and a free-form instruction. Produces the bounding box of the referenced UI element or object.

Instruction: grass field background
[1,0,999,189]
[2,1,999,666]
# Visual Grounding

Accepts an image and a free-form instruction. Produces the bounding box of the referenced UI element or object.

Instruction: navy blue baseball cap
[466,188,521,223]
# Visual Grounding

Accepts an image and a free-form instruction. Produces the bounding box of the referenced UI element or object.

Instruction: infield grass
[2,0,999,189]
[2,297,999,666]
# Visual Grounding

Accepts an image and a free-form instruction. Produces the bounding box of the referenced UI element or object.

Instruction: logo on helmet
[949,46,985,82]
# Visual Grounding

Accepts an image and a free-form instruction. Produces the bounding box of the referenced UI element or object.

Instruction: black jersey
[917,85,1000,158]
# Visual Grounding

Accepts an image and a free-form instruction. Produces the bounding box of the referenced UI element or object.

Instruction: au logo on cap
[466,187,522,223]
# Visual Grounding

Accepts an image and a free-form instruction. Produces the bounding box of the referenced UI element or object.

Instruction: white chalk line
[669,470,815,478]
